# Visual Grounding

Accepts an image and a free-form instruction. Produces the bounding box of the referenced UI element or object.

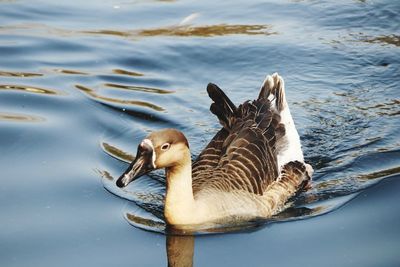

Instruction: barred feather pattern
[192,85,288,197]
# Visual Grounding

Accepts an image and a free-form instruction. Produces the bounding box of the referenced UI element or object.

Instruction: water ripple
[0,112,44,122]
[52,68,89,75]
[112,69,144,77]
[101,142,134,163]
[99,103,176,125]
[75,84,165,112]
[104,83,175,94]
[0,84,61,95]
[0,70,43,77]
[81,24,275,38]
[346,33,400,47]
[136,24,275,37]
[361,34,400,47]
[0,23,275,39]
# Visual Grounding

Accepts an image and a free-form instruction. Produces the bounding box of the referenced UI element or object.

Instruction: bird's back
[190,74,312,222]
[192,82,285,196]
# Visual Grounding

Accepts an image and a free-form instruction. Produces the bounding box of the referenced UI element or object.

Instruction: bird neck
[164,149,197,225]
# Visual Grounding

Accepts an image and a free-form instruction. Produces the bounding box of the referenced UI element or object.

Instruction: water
[1,0,399,266]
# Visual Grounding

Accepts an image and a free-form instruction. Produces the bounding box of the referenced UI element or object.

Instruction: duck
[116,73,313,227]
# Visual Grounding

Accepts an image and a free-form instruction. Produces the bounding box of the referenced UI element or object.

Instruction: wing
[192,83,284,195]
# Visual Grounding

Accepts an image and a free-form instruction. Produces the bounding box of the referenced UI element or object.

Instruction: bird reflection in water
[166,233,195,267]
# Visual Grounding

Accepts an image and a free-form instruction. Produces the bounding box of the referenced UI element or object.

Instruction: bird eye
[161,143,170,151]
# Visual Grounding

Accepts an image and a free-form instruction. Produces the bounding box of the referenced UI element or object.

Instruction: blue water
[1,0,399,266]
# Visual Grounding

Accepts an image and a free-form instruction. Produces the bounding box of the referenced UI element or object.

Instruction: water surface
[1,0,399,266]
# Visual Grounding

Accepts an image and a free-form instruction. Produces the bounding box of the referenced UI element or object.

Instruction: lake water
[1,0,399,266]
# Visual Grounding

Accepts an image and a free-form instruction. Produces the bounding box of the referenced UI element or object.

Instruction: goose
[116,73,313,227]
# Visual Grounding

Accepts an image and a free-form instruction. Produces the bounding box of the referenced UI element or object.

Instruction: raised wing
[192,83,284,195]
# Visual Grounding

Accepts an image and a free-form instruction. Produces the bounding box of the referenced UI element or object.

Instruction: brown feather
[192,84,284,196]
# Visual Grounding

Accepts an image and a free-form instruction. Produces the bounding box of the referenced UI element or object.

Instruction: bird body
[117,73,313,227]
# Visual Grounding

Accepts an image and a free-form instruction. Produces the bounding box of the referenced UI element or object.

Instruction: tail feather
[258,73,286,111]
[207,83,237,129]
